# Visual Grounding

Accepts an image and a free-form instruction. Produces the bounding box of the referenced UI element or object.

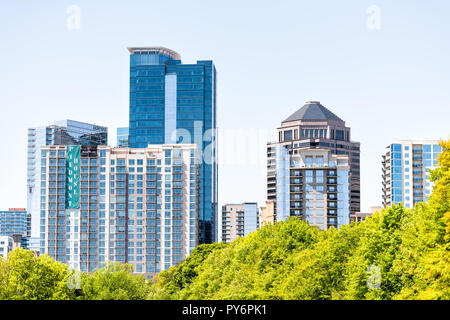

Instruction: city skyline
[0,1,449,217]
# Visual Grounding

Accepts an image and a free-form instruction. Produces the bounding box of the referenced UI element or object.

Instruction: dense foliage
[1,141,449,300]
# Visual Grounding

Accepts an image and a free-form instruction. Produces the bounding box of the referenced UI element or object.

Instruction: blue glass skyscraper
[128,47,218,244]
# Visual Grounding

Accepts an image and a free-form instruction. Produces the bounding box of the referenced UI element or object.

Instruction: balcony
[327,201,337,209]
[290,170,302,177]
[327,178,337,185]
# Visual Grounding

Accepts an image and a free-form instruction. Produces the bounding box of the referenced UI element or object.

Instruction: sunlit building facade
[0,236,13,259]
[27,120,107,238]
[382,140,442,208]
[0,208,30,238]
[220,202,259,243]
[267,101,355,229]
[271,147,350,230]
[39,144,199,275]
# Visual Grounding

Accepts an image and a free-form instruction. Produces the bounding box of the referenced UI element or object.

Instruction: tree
[151,140,450,300]
[78,262,150,300]
[0,248,73,300]
[154,242,228,299]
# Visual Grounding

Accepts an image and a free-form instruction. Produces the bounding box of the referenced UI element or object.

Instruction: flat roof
[127,46,181,60]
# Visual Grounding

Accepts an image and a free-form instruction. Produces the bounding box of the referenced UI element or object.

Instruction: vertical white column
[164,74,177,144]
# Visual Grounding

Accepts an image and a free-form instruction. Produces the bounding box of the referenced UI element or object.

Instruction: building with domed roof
[267,101,360,229]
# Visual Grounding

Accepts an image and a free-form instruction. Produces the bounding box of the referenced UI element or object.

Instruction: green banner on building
[66,145,80,209]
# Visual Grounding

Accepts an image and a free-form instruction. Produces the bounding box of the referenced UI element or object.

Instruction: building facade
[0,236,12,259]
[117,127,129,147]
[28,237,41,255]
[39,144,199,275]
[350,206,383,223]
[0,208,30,238]
[267,101,355,229]
[220,203,259,243]
[268,101,360,217]
[259,201,275,227]
[27,120,108,239]
[270,147,350,230]
[382,140,442,208]
[127,47,218,244]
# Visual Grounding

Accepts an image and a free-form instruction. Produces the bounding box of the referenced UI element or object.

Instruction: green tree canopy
[0,248,73,300]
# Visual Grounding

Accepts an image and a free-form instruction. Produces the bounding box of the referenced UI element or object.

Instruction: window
[315,157,324,167]
[335,130,344,141]
[284,130,292,141]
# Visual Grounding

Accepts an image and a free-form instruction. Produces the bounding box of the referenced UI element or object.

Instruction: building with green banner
[66,145,80,209]
[40,144,199,275]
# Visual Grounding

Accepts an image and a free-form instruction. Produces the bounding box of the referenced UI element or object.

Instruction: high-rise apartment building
[268,101,360,216]
[117,127,129,147]
[0,208,30,238]
[270,147,350,230]
[127,47,217,244]
[382,140,442,208]
[27,120,108,238]
[39,144,199,275]
[220,203,259,243]
[267,101,356,229]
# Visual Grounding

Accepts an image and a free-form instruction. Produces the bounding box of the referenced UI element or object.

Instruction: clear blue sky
[0,0,449,212]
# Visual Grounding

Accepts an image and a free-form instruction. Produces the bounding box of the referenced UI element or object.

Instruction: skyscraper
[267,101,357,229]
[127,47,217,244]
[382,140,442,208]
[40,144,199,274]
[27,120,108,239]
[267,101,360,214]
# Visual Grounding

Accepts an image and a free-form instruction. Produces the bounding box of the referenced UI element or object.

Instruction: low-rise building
[0,236,13,259]
[350,206,383,222]
[0,208,30,238]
